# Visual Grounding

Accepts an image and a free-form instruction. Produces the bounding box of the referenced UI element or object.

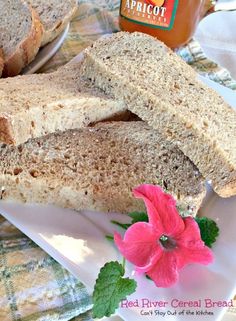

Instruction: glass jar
[119,0,216,48]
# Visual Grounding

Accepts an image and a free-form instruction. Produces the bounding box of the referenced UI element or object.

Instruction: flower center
[159,235,176,250]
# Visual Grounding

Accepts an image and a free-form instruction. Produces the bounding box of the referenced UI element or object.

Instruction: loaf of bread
[0,61,126,145]
[29,0,78,46]
[0,121,206,215]
[0,0,43,77]
[81,32,236,198]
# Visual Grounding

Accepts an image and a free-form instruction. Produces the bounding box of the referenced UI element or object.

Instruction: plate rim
[21,23,70,75]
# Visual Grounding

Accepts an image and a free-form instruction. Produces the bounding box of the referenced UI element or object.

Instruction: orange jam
[119,0,214,48]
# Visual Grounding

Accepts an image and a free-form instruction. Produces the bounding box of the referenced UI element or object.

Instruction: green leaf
[111,212,148,232]
[128,211,148,224]
[195,217,219,248]
[105,235,114,241]
[92,261,137,318]
[111,220,131,230]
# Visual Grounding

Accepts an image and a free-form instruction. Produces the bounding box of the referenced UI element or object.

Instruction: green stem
[111,220,130,230]
[105,235,114,241]
[122,257,126,270]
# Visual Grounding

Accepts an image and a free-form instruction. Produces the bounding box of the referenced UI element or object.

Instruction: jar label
[120,0,179,30]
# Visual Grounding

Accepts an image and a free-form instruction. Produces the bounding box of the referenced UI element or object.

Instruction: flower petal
[114,222,162,268]
[133,184,184,235]
[147,251,179,288]
[135,250,163,274]
[174,217,214,268]
[176,246,214,269]
[175,217,202,246]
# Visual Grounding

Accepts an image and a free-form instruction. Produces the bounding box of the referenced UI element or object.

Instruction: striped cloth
[0,216,92,321]
[0,1,235,321]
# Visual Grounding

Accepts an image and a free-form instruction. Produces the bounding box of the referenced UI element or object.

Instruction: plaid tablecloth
[1,1,236,321]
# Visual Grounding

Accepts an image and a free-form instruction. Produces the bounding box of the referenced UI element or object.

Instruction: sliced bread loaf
[81,32,236,198]
[0,61,126,145]
[0,121,206,215]
[0,0,43,77]
[29,0,77,46]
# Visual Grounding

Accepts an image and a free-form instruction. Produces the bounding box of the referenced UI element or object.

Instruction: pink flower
[114,184,214,288]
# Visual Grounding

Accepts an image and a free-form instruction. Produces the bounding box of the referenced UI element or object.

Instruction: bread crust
[0,116,15,145]
[2,7,43,77]
[217,179,236,198]
[0,49,3,77]
[41,2,77,46]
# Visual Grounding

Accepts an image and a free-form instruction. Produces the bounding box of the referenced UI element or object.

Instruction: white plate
[21,24,70,75]
[195,10,236,80]
[0,73,236,321]
[0,188,236,321]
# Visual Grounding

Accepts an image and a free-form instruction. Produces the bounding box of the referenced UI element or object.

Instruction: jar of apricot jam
[119,0,216,48]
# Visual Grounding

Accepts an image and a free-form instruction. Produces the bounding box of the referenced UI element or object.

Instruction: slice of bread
[81,32,236,198]
[0,121,206,215]
[29,0,78,46]
[0,0,43,77]
[0,61,126,145]
[0,49,3,77]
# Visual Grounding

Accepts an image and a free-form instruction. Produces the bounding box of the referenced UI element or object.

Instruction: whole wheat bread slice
[0,0,43,77]
[81,32,236,198]
[0,121,206,215]
[0,61,126,145]
[29,0,77,46]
